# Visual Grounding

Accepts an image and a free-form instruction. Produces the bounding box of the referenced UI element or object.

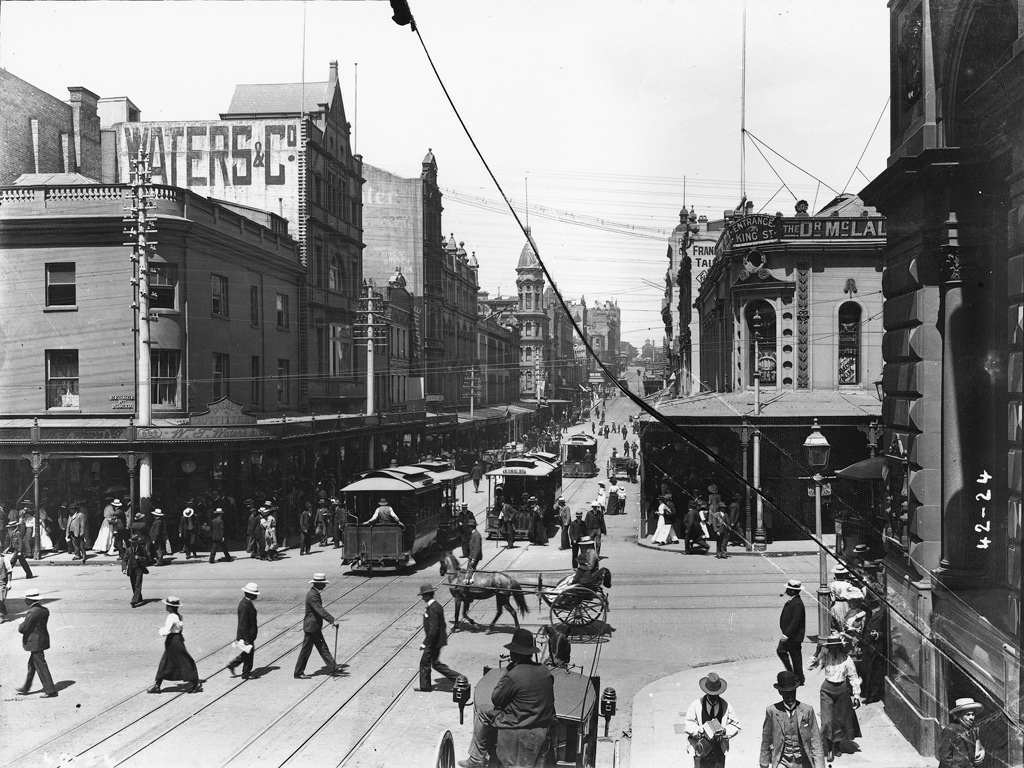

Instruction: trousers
[229,644,256,676]
[209,539,231,563]
[419,646,459,691]
[24,650,57,694]
[777,637,804,682]
[467,708,550,768]
[129,569,144,605]
[294,630,335,675]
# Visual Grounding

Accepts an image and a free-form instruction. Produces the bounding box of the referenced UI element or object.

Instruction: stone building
[861,1,1024,760]
[586,300,622,380]
[515,229,550,401]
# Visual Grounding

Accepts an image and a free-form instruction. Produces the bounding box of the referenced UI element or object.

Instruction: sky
[0,0,892,348]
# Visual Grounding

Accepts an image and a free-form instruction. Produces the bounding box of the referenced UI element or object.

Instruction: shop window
[212,352,230,399]
[838,302,861,385]
[46,263,76,307]
[150,264,178,310]
[46,349,79,409]
[211,274,229,317]
[151,349,181,407]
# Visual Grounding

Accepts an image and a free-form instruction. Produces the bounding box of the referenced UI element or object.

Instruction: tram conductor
[458,628,556,768]
[365,498,405,528]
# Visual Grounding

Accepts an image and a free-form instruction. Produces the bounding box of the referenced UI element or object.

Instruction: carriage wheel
[550,590,607,627]
[433,729,455,768]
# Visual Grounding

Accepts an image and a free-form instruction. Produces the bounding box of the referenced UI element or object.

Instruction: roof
[516,229,540,270]
[223,81,331,116]
[643,389,881,421]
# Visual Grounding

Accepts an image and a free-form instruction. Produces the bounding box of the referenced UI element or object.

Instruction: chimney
[66,86,101,179]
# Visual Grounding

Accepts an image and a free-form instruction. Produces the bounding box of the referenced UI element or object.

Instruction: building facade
[861,1,1024,761]
[515,230,550,401]
[586,300,622,381]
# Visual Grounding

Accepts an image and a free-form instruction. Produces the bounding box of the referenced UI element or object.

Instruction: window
[211,274,229,316]
[276,293,290,329]
[746,301,777,386]
[250,356,261,406]
[330,324,349,376]
[150,264,178,310]
[46,350,79,409]
[212,353,230,399]
[250,286,260,327]
[838,302,861,385]
[46,263,76,307]
[277,359,291,404]
[151,350,181,407]
[328,258,341,291]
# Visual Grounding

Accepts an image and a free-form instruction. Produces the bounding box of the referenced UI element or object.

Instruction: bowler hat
[163,596,182,607]
[504,628,539,655]
[699,672,727,695]
[774,671,799,691]
[309,573,328,584]
[242,582,260,596]
[950,697,983,716]
[418,583,435,596]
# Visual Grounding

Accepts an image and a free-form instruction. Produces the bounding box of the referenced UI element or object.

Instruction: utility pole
[355,280,387,467]
[125,148,156,514]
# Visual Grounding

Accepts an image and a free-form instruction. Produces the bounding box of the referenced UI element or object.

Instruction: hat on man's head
[213,507,223,515]
[852,544,871,556]
[152,508,164,517]
[699,672,727,696]
[591,500,602,508]
[309,573,328,584]
[579,536,594,545]
[557,496,565,502]
[24,589,41,602]
[134,513,145,521]
[182,507,195,518]
[785,579,803,594]
[832,564,849,576]
[466,518,477,527]
[575,510,583,516]
[774,670,799,691]
[950,697,983,716]
[112,499,123,507]
[242,582,260,596]
[163,596,182,608]
[418,583,435,596]
[504,628,539,655]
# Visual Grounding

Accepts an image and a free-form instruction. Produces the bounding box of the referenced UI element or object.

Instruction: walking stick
[333,623,339,674]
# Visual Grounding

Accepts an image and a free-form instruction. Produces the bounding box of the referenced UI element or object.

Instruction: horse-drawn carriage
[483,456,563,541]
[606,454,631,482]
[560,434,598,478]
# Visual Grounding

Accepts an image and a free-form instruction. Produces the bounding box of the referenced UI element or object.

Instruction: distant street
[2,389,827,768]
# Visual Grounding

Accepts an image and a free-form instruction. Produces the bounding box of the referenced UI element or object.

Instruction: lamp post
[803,419,832,638]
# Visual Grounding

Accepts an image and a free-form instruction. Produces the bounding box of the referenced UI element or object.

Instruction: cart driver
[458,629,556,768]
[365,498,405,528]
[571,536,600,586]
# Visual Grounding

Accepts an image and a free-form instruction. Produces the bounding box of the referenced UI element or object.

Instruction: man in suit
[567,510,586,569]
[759,671,825,768]
[227,582,260,679]
[16,588,58,697]
[208,508,233,563]
[683,671,741,768]
[149,508,166,565]
[778,579,807,685]
[418,584,461,692]
[7,519,34,578]
[294,573,339,679]
[584,500,606,558]
[555,497,571,550]
[298,502,314,556]
[464,517,482,585]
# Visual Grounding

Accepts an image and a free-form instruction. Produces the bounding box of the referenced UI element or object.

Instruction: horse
[439,551,530,633]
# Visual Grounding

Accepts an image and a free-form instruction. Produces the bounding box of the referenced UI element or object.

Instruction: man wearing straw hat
[227,582,260,679]
[16,589,58,697]
[294,573,339,679]
[778,579,807,686]
[938,697,986,768]
[683,671,741,767]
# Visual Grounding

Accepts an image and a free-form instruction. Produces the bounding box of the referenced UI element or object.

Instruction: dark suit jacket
[210,516,225,541]
[467,530,483,562]
[422,600,447,650]
[780,595,806,641]
[236,597,258,643]
[19,602,51,652]
[759,701,825,768]
[303,587,335,633]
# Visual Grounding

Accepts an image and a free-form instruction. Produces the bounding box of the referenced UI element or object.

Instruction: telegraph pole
[125,148,155,514]
[355,281,387,467]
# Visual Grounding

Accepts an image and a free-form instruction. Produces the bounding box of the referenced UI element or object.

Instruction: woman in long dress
[811,635,862,762]
[148,596,202,693]
[263,510,278,560]
[93,499,120,553]
[651,494,679,545]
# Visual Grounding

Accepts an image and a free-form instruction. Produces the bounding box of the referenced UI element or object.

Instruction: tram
[411,458,469,551]
[339,461,466,571]
[484,456,563,540]
[560,434,598,478]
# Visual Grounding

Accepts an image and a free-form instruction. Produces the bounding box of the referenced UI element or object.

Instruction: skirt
[156,633,199,682]
[93,519,114,552]
[651,518,678,544]
[820,679,861,743]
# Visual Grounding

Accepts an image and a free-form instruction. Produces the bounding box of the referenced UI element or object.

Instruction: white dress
[651,502,679,545]
[93,517,115,553]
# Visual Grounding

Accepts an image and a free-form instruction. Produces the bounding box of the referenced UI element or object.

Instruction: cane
[333,623,339,673]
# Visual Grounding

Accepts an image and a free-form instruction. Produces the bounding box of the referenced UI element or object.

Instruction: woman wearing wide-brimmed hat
[809,634,861,762]
[651,494,679,546]
[938,698,986,768]
[148,597,202,694]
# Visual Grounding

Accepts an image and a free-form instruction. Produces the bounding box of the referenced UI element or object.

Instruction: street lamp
[803,418,832,638]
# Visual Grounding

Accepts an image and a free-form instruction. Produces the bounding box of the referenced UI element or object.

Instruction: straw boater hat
[213,507,223,515]
[504,628,539,655]
[950,698,983,716]
[579,536,594,545]
[24,589,41,602]
[774,671,799,691]
[785,579,802,595]
[378,498,388,505]
[418,583,435,596]
[852,544,871,556]
[699,672,727,696]
[575,510,583,516]
[832,564,849,576]
[152,508,164,517]
[112,499,123,507]
[591,500,602,508]
[310,573,328,584]
[182,507,195,518]
[163,596,181,607]
[557,496,565,502]
[242,582,260,596]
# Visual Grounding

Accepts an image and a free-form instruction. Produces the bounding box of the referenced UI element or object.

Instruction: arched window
[745,301,776,386]
[838,302,861,385]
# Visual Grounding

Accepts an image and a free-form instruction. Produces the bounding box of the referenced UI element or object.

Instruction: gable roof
[222,81,331,118]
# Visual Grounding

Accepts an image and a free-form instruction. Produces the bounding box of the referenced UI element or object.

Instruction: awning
[835,455,885,481]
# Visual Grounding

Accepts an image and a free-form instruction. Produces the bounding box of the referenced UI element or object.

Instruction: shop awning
[835,455,886,481]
